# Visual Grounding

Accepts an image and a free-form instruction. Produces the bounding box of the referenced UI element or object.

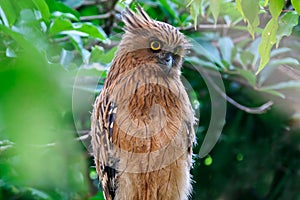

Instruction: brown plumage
[91,6,195,200]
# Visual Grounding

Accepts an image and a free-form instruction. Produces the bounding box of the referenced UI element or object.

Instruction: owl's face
[118,7,189,74]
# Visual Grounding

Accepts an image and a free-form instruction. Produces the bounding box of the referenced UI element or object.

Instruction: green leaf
[68,34,90,64]
[0,25,39,54]
[185,56,219,70]
[0,0,17,26]
[89,191,105,200]
[246,37,261,66]
[218,37,234,64]
[236,0,243,18]
[79,5,98,16]
[270,47,290,57]
[264,0,269,7]
[49,18,107,41]
[51,11,79,21]
[158,0,181,22]
[60,48,75,68]
[257,0,284,74]
[219,1,243,25]
[261,80,300,90]
[31,0,51,22]
[276,11,299,47]
[49,18,73,35]
[45,0,80,21]
[268,57,299,67]
[191,41,224,69]
[240,0,260,38]
[0,0,45,27]
[0,6,9,27]
[259,80,300,98]
[89,45,105,63]
[209,0,220,24]
[61,30,89,37]
[239,51,255,67]
[291,0,300,15]
[269,0,284,17]
[79,5,99,25]
[259,88,285,98]
[235,68,257,86]
[74,23,107,40]
[227,67,257,86]
[98,46,118,64]
[189,0,202,29]
[257,19,278,74]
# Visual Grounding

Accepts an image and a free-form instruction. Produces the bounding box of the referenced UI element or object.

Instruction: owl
[91,5,195,200]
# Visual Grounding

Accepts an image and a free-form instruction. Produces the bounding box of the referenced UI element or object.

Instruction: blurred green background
[0,0,299,200]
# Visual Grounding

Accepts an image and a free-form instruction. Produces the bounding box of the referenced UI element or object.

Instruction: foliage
[0,0,299,200]
[190,0,300,74]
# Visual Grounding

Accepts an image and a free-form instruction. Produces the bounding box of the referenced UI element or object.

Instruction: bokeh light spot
[204,155,213,166]
[236,153,244,162]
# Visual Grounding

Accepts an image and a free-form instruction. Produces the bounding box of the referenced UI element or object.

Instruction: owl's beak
[159,52,173,69]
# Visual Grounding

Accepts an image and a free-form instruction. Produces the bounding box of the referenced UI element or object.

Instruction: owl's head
[118,5,189,74]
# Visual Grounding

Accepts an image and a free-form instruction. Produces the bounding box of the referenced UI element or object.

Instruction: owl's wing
[92,94,118,200]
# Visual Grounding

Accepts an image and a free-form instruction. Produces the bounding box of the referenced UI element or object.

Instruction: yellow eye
[150,40,161,51]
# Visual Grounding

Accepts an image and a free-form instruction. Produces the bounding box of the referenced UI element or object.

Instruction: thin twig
[222,93,274,114]
[199,67,274,114]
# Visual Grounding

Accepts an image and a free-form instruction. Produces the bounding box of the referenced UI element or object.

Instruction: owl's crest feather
[122,5,153,32]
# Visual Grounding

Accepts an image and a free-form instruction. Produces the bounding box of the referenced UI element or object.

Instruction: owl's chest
[109,75,190,149]
[112,72,188,123]
[129,83,181,121]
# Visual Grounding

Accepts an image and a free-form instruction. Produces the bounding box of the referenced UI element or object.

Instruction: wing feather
[92,94,118,200]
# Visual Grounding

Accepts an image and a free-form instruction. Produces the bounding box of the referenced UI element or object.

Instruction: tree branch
[80,12,113,21]
[180,23,233,31]
[199,67,274,114]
